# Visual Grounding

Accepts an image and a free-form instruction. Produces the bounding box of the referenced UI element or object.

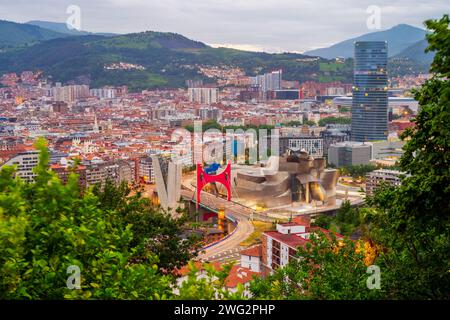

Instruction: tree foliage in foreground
[176,261,246,300]
[92,180,201,273]
[0,138,197,299]
[250,232,381,300]
[365,15,450,299]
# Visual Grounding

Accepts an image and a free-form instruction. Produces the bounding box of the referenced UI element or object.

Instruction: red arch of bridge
[196,162,231,209]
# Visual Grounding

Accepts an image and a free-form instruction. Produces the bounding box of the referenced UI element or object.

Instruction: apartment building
[365,169,405,196]
[51,163,87,191]
[1,150,39,182]
[138,156,155,184]
[85,160,135,187]
[279,136,324,157]
[90,87,116,99]
[198,107,223,121]
[240,245,263,273]
[188,87,219,104]
[52,85,90,103]
[250,70,282,92]
[261,216,343,275]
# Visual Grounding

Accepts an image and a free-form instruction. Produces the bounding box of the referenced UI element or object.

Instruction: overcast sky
[0,0,448,52]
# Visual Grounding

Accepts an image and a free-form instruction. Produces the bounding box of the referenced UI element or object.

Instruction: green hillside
[394,39,435,64]
[0,30,356,90]
[0,20,68,49]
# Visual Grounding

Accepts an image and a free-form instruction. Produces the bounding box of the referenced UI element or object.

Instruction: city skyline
[0,2,448,305]
[0,0,448,53]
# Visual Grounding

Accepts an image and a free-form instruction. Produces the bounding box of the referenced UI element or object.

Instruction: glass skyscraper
[351,41,388,142]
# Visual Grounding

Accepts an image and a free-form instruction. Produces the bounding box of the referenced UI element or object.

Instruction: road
[178,174,366,261]
[180,188,255,261]
[337,181,364,193]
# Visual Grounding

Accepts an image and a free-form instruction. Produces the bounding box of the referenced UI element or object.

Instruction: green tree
[176,261,245,300]
[92,180,201,273]
[334,200,360,236]
[365,15,450,299]
[312,201,361,237]
[339,164,377,179]
[250,232,381,299]
[312,214,333,230]
[318,116,351,127]
[0,138,173,299]
[283,121,303,127]
[302,120,316,126]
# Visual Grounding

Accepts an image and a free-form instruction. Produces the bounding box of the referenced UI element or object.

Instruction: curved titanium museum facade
[233,150,339,209]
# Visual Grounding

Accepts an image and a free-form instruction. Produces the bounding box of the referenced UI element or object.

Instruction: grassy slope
[240,221,274,247]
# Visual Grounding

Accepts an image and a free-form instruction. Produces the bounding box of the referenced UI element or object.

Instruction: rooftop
[264,230,310,249]
[240,245,262,257]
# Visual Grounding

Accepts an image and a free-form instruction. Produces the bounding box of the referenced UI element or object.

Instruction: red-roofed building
[390,120,416,135]
[261,216,343,275]
[175,261,222,278]
[225,265,259,291]
[240,245,263,272]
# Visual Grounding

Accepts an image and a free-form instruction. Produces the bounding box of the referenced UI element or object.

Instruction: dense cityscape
[0,1,448,314]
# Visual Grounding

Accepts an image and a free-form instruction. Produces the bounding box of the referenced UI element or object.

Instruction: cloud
[0,0,447,52]
[210,43,287,53]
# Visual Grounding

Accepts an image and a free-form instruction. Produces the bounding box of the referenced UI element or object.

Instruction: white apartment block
[261,217,343,275]
[188,87,219,104]
[365,169,405,196]
[286,137,324,157]
[250,70,282,92]
[52,85,90,102]
[1,150,39,183]
[90,87,116,99]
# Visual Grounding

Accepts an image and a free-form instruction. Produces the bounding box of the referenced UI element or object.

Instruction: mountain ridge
[26,20,118,37]
[394,38,434,64]
[304,24,428,58]
[0,20,69,49]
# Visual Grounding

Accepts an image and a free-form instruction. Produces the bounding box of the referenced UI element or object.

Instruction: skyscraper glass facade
[351,41,388,142]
